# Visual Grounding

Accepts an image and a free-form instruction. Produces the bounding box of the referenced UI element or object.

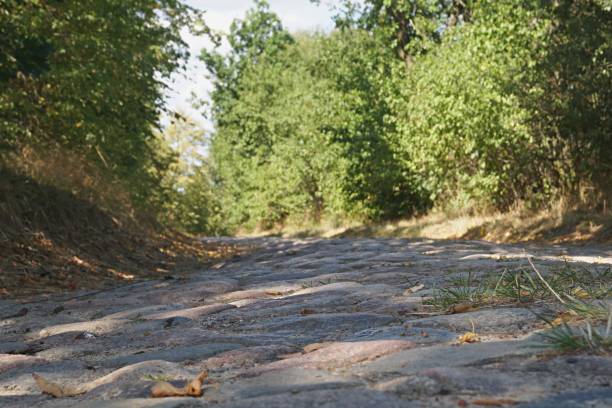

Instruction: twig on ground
[527,257,566,304]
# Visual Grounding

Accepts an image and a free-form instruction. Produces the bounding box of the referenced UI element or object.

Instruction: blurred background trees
[204,0,611,232]
[2,0,610,235]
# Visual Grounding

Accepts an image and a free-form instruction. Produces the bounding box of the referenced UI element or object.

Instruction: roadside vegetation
[1,0,610,295]
[204,0,611,234]
[424,259,612,354]
[0,0,237,296]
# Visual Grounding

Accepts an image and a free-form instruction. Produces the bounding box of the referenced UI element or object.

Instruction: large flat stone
[203,345,298,371]
[420,366,536,394]
[99,343,242,368]
[517,388,612,408]
[349,337,538,377]
[212,388,414,408]
[0,354,47,374]
[65,398,198,408]
[0,341,29,354]
[82,360,202,400]
[250,340,415,373]
[38,319,131,338]
[211,367,362,400]
[144,304,235,321]
[407,307,540,333]
[241,313,396,335]
[347,326,456,345]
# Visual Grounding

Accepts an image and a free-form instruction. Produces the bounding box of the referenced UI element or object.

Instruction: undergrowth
[425,259,612,354]
[0,147,243,298]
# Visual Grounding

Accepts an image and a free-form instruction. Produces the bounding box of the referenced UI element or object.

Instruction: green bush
[393,0,551,211]
[0,0,201,210]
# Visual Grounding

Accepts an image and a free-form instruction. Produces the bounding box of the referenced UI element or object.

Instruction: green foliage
[330,0,474,65]
[5,0,609,234]
[530,0,612,195]
[205,20,420,229]
[0,0,203,208]
[203,0,611,232]
[151,115,224,235]
[393,0,551,210]
[388,0,611,211]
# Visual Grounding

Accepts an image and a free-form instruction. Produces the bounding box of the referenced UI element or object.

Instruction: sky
[164,0,340,130]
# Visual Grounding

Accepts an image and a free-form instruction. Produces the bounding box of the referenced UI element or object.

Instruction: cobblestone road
[1,238,611,407]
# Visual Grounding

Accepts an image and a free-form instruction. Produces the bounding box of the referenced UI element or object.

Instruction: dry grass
[0,145,245,299]
[265,204,612,244]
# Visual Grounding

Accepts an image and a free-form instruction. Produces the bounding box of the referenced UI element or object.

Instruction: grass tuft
[539,308,612,354]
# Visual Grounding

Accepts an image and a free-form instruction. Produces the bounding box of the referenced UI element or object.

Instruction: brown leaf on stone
[265,291,284,296]
[472,398,519,406]
[403,283,424,295]
[32,373,85,398]
[457,331,480,344]
[448,303,478,314]
[551,311,575,326]
[151,371,208,398]
[300,308,315,315]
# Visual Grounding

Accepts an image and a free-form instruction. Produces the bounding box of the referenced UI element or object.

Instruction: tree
[151,114,223,234]
[0,0,206,207]
[325,0,473,67]
[201,0,293,131]
[530,0,612,198]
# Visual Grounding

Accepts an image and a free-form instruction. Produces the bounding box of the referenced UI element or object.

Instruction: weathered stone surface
[83,361,202,400]
[1,237,610,408]
[407,307,540,333]
[241,313,397,335]
[212,388,413,408]
[373,375,444,397]
[38,319,131,338]
[420,366,533,394]
[349,337,539,377]
[347,326,456,344]
[516,388,612,408]
[99,343,242,368]
[219,289,292,302]
[203,345,297,371]
[101,305,180,320]
[288,282,364,296]
[211,367,362,400]
[0,341,29,354]
[0,354,47,373]
[67,398,198,408]
[143,304,235,321]
[249,340,415,373]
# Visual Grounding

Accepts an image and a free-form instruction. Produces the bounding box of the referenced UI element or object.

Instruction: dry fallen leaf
[33,367,209,399]
[32,373,85,398]
[265,291,284,296]
[403,283,425,295]
[472,398,518,406]
[457,331,480,344]
[151,371,208,398]
[448,303,478,314]
[571,286,590,299]
[300,308,315,315]
[551,311,574,326]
